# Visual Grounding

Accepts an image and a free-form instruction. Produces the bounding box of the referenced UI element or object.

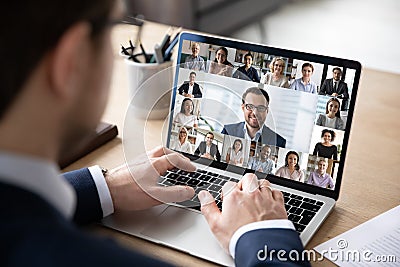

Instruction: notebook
[102,32,362,266]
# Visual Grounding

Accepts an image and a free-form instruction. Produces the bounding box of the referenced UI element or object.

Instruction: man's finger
[151,185,195,203]
[198,190,220,226]
[238,173,259,193]
[147,146,174,158]
[152,153,196,174]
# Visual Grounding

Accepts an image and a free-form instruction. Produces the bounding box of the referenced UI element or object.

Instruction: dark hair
[244,53,253,60]
[232,139,243,152]
[284,151,300,170]
[321,129,336,142]
[189,71,196,77]
[242,87,270,105]
[180,98,194,114]
[214,47,229,65]
[326,98,341,118]
[332,67,342,73]
[206,132,214,139]
[302,62,314,72]
[0,0,114,119]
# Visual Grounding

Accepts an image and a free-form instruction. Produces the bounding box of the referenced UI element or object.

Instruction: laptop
[102,32,362,266]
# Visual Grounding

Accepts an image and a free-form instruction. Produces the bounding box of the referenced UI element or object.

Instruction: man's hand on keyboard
[105,146,195,211]
[198,173,287,253]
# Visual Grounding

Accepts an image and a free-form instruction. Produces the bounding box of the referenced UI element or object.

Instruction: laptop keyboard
[158,168,324,233]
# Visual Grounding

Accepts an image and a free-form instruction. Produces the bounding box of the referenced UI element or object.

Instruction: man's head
[0,0,117,160]
[317,159,328,174]
[205,132,214,146]
[191,43,200,57]
[241,87,270,131]
[243,53,253,68]
[332,67,342,81]
[260,145,271,161]
[189,72,196,84]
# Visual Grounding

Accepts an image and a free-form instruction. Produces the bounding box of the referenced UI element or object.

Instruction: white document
[314,205,400,266]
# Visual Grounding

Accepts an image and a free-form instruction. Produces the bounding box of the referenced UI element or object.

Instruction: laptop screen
[167,32,361,200]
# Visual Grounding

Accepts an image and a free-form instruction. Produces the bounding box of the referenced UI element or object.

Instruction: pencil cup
[124,57,173,120]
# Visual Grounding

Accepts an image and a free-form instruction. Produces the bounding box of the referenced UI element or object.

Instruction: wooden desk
[63,23,400,266]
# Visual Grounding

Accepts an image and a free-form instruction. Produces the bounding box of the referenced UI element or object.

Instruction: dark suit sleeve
[235,229,310,266]
[178,83,185,95]
[221,127,228,135]
[194,144,201,156]
[193,83,202,98]
[319,80,328,95]
[63,168,103,225]
[253,68,260,83]
[215,145,221,162]
[341,83,349,99]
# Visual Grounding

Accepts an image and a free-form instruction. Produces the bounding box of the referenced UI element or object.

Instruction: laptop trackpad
[140,206,234,266]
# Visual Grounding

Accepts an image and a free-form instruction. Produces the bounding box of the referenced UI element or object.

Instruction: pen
[163,32,180,61]
[139,41,149,63]
[121,44,130,56]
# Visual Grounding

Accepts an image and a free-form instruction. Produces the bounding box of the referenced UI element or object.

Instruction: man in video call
[248,145,275,174]
[178,71,203,98]
[319,67,349,110]
[184,42,206,72]
[307,159,335,189]
[222,87,286,148]
[233,53,260,82]
[0,0,310,266]
[194,132,221,161]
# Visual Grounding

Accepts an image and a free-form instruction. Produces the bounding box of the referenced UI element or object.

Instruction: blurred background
[125,0,399,74]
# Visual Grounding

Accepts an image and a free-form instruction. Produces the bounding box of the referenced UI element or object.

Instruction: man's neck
[246,125,261,139]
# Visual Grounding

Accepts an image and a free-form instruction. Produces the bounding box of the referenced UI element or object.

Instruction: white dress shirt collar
[0,151,76,219]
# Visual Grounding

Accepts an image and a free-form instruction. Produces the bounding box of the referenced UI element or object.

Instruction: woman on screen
[208,47,234,77]
[170,126,193,154]
[262,57,289,88]
[173,98,198,128]
[275,151,305,182]
[226,139,244,166]
[290,62,317,94]
[316,98,345,130]
[312,129,338,160]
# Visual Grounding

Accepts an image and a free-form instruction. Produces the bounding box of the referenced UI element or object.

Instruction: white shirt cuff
[88,166,114,217]
[229,219,295,258]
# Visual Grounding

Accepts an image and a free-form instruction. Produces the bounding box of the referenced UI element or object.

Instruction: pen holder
[124,56,173,120]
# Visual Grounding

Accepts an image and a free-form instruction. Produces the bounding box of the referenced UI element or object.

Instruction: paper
[314,205,400,266]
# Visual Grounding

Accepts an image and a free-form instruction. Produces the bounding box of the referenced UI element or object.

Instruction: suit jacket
[1,168,308,266]
[178,82,202,98]
[222,122,287,148]
[194,141,221,161]
[319,78,349,99]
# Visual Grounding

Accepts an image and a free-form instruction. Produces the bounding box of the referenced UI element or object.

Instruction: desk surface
[63,22,400,266]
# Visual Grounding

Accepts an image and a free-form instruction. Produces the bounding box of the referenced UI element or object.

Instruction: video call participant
[222,87,286,148]
[233,53,260,83]
[178,71,202,98]
[290,62,317,94]
[173,98,198,128]
[247,145,274,174]
[184,42,206,71]
[208,47,234,77]
[313,129,338,160]
[226,139,244,166]
[262,57,289,88]
[307,159,335,189]
[316,98,345,130]
[275,151,305,182]
[1,0,310,265]
[194,132,221,161]
[170,126,193,154]
[319,67,349,110]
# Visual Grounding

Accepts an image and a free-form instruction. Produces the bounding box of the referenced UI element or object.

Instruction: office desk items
[314,205,400,266]
[104,31,362,266]
[58,122,118,169]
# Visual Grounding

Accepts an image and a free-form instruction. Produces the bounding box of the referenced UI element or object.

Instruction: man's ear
[47,22,91,100]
